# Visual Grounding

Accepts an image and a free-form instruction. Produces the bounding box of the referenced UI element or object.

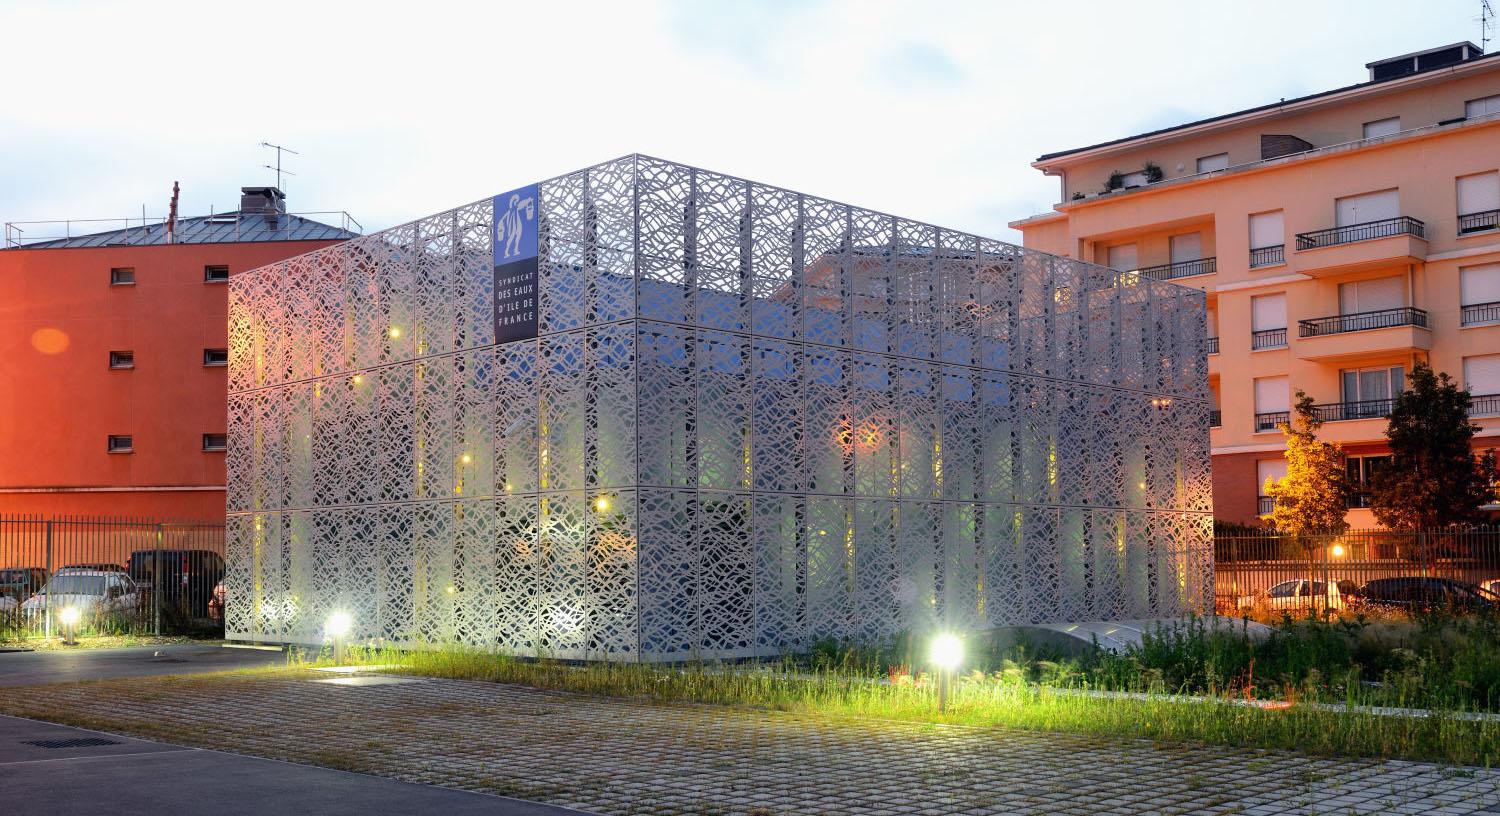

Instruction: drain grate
[24,737,122,749]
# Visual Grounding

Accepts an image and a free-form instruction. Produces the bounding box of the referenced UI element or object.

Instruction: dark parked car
[127,550,226,618]
[63,563,129,574]
[1354,577,1499,612]
[0,567,47,603]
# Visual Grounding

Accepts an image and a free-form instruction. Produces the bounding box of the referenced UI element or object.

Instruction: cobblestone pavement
[2,672,1499,816]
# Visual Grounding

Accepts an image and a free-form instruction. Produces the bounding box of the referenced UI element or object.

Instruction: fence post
[43,520,53,640]
[153,523,163,636]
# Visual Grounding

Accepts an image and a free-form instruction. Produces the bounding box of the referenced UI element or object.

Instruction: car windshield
[0,570,30,583]
[42,575,106,596]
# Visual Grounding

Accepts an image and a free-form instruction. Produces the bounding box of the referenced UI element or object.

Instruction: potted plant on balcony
[1142,161,1164,184]
[1102,171,1124,193]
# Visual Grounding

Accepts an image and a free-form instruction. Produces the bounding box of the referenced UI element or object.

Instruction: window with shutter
[1255,376,1289,413]
[1251,293,1287,331]
[1465,354,1500,396]
[1457,172,1500,217]
[1462,264,1500,307]
[1336,189,1399,226]
[1339,276,1404,314]
[1107,243,1138,272]
[1362,117,1400,138]
[1196,153,1229,173]
[1169,232,1202,264]
[1466,94,1500,118]
[1257,458,1288,490]
[1249,211,1284,249]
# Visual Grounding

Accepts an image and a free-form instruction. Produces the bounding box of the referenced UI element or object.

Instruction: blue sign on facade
[493,183,540,344]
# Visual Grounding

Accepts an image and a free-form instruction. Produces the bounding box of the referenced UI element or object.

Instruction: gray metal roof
[12,211,359,249]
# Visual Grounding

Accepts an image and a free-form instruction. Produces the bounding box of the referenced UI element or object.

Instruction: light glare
[325,610,353,639]
[929,632,963,670]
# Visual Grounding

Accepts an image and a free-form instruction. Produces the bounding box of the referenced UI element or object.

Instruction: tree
[1370,363,1499,531]
[1264,390,1351,537]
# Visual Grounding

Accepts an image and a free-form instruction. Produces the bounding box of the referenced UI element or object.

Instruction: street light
[326,611,353,662]
[58,606,81,646]
[929,632,964,714]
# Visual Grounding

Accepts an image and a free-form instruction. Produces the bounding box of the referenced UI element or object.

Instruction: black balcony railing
[1295,216,1425,250]
[1249,244,1285,268]
[1210,409,1222,427]
[1298,306,1428,337]
[1462,300,1500,326]
[1207,336,1219,354]
[1138,256,1217,281]
[1255,411,1289,432]
[1473,393,1500,417]
[1311,397,1394,423]
[1257,496,1276,515]
[1251,328,1287,350]
[1459,209,1500,235]
[1347,492,1373,509]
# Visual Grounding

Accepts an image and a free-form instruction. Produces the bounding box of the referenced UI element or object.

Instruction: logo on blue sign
[494,184,538,263]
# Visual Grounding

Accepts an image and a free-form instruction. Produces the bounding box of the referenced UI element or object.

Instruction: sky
[0,0,1489,243]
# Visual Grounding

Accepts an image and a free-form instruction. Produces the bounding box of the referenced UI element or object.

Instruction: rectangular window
[107,435,133,453]
[1196,153,1229,173]
[1462,263,1500,325]
[1345,455,1391,488]
[203,265,230,283]
[1106,243,1138,272]
[1341,365,1404,403]
[1251,293,1286,331]
[1466,94,1500,118]
[1335,189,1399,226]
[1466,353,1500,396]
[1362,117,1401,138]
[110,267,136,286]
[1257,457,1288,495]
[1169,232,1202,264]
[1457,172,1500,234]
[202,433,228,452]
[1119,170,1149,188]
[108,350,134,369]
[1338,276,1404,314]
[1248,211,1285,268]
[1254,376,1289,429]
[203,348,229,366]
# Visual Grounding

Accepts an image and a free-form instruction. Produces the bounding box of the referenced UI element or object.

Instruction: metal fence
[1216,528,1500,613]
[0,515,225,640]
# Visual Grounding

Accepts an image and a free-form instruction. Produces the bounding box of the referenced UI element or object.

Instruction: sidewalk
[2,670,1498,815]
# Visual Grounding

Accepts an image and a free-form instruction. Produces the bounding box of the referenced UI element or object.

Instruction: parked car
[1237,579,1349,611]
[62,563,129,574]
[0,567,47,603]
[20,569,140,621]
[1354,577,1499,612]
[127,549,226,618]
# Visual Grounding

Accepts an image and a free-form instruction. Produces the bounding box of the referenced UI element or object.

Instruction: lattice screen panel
[227,155,1212,661]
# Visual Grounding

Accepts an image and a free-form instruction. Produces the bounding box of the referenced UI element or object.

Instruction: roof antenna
[259,141,299,190]
[167,181,180,245]
[1483,0,1495,53]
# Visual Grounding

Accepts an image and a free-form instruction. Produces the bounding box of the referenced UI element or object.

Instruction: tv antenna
[1483,0,1495,53]
[260,141,299,190]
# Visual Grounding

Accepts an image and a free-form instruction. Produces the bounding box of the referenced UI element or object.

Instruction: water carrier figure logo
[496,191,536,260]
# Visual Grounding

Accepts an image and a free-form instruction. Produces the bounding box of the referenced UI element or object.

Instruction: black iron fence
[1216,528,1500,614]
[1139,256,1217,281]
[1254,410,1289,432]
[1298,306,1428,337]
[1295,216,1426,250]
[1251,327,1287,350]
[1458,209,1499,235]
[1310,397,1394,423]
[1475,393,1500,417]
[1249,244,1285,268]
[0,515,226,640]
[1207,336,1219,355]
[1462,300,1500,326]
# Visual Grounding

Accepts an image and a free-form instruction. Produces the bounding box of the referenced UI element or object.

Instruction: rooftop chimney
[1367,42,1482,82]
[239,186,287,226]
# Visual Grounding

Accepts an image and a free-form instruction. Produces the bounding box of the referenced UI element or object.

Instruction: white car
[20,569,140,622]
[1237,579,1346,611]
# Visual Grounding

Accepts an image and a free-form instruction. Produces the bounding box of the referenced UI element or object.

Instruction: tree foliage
[1264,390,1350,536]
[1370,364,1499,530]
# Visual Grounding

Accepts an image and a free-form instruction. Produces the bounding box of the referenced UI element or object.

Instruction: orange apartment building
[0,187,356,520]
[1012,42,1500,526]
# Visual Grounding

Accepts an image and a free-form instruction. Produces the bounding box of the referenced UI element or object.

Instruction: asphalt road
[0,714,589,815]
[0,642,291,686]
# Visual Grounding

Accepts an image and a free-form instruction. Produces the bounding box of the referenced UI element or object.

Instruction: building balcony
[1254,410,1288,433]
[1292,217,1427,276]
[1258,495,1276,515]
[1459,209,1500,236]
[1207,336,1219,355]
[1474,393,1500,418]
[1295,307,1431,362]
[1249,244,1285,269]
[1310,397,1393,423]
[1462,300,1500,327]
[1347,492,1373,509]
[1251,328,1287,350]
[1138,256,1216,281]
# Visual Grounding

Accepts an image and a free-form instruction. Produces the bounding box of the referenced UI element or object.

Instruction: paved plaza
[2,669,1500,815]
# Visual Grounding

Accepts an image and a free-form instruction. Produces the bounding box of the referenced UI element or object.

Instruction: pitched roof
[13,211,358,249]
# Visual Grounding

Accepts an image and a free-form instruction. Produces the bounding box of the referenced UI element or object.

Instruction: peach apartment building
[1011,42,1500,526]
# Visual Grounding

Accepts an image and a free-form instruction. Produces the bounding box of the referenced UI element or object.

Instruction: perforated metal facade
[226,155,1213,660]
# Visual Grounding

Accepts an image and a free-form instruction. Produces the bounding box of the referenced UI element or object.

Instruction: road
[0,641,289,686]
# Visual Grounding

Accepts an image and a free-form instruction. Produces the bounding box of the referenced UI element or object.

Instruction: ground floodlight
[58,606,81,627]
[1331,544,1346,558]
[325,610,353,640]
[929,632,963,671]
